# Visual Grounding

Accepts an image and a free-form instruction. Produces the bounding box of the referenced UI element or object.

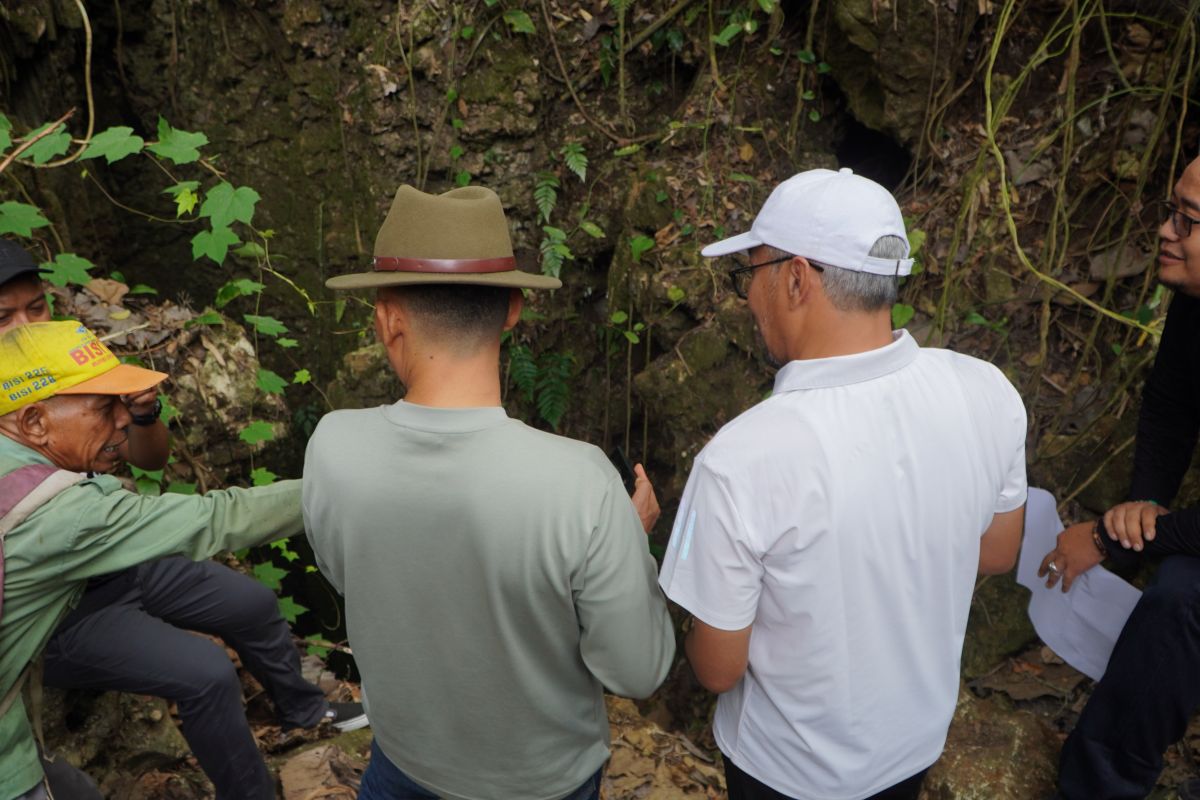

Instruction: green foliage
[244,314,288,337]
[0,202,51,236]
[239,420,276,445]
[253,561,288,591]
[579,220,605,239]
[276,596,308,624]
[159,394,180,425]
[560,142,587,182]
[215,278,265,308]
[191,226,240,265]
[41,253,93,287]
[0,114,11,153]
[891,303,915,328]
[256,368,288,395]
[509,344,538,402]
[534,172,559,223]
[19,123,70,164]
[163,181,200,217]
[292,368,312,384]
[250,467,277,486]
[186,310,225,328]
[304,634,331,658]
[81,126,145,164]
[200,182,260,228]
[130,466,165,496]
[539,225,572,278]
[147,117,208,165]
[629,235,654,263]
[503,9,535,34]
[535,351,573,429]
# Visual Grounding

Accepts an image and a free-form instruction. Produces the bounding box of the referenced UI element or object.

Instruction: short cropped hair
[378,284,511,350]
[778,235,904,313]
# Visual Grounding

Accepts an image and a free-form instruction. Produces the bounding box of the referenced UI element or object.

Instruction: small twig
[0,109,76,175]
[41,0,95,168]
[98,322,153,342]
[623,0,697,54]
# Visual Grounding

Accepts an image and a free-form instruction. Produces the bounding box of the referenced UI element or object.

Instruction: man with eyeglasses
[1042,155,1200,800]
[657,168,1028,800]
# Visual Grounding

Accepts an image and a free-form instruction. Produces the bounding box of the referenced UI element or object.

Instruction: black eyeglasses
[1163,201,1200,239]
[727,255,793,299]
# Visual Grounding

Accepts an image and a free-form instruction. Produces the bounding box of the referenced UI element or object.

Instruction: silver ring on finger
[1047,561,1060,575]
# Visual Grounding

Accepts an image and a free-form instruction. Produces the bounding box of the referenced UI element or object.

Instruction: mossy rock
[961,572,1036,680]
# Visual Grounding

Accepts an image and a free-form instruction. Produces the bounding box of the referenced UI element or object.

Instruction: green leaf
[561,142,587,182]
[797,49,816,64]
[159,394,180,425]
[802,89,815,101]
[509,344,538,401]
[543,224,567,242]
[19,123,70,164]
[135,477,162,495]
[756,0,776,12]
[199,182,261,229]
[613,144,641,157]
[449,144,464,160]
[808,109,821,123]
[215,278,264,308]
[629,234,654,263]
[445,88,459,102]
[0,202,51,237]
[253,562,288,591]
[81,126,144,164]
[128,284,158,295]
[292,368,312,385]
[41,253,93,287]
[610,310,629,324]
[713,23,741,46]
[304,634,331,659]
[965,311,990,326]
[667,286,686,303]
[454,169,471,187]
[817,61,832,74]
[891,303,915,328]
[729,172,757,183]
[186,310,225,328]
[623,330,640,344]
[534,351,573,429]
[191,225,240,265]
[256,368,288,394]
[250,467,277,486]
[277,596,308,623]
[166,481,197,495]
[244,314,288,337]
[233,242,266,258]
[503,9,535,33]
[907,228,926,258]
[579,221,605,239]
[0,114,11,154]
[274,542,300,562]
[163,180,200,217]
[239,420,276,444]
[534,173,559,223]
[460,25,475,38]
[147,117,208,165]
[277,337,299,348]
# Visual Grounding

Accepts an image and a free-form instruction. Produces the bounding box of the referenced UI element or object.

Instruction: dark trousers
[43,557,328,800]
[724,757,928,800]
[1058,554,1200,799]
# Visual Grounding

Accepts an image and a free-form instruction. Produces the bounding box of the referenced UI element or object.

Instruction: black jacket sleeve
[1128,293,1200,505]
[1105,508,1200,571]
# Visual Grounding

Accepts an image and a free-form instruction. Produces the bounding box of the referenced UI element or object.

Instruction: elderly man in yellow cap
[0,321,305,800]
[304,185,675,800]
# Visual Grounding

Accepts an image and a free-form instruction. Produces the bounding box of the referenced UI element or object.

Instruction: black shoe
[323,701,369,732]
[1180,778,1200,800]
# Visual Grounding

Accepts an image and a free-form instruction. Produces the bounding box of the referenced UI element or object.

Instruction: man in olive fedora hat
[305,184,674,800]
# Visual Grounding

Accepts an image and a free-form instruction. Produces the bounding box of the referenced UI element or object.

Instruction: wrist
[130,398,162,427]
[1092,518,1110,558]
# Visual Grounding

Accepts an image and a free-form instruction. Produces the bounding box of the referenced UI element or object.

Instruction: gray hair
[812,235,904,312]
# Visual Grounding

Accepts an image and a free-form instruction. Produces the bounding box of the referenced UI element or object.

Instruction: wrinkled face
[0,275,50,334]
[1158,157,1200,297]
[40,394,132,473]
[743,246,788,368]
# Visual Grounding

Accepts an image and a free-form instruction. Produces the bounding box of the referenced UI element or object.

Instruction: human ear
[373,291,407,347]
[786,258,812,307]
[502,289,524,332]
[15,403,51,444]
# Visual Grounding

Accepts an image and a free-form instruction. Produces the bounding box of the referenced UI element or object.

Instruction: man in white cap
[305,185,674,800]
[658,168,1029,800]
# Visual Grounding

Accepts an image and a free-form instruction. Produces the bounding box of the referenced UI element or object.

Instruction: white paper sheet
[1015,488,1143,680]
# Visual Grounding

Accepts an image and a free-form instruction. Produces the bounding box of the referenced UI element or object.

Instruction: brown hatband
[373,256,517,273]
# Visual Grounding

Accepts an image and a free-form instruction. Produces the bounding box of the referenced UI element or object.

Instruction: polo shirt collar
[772,330,919,393]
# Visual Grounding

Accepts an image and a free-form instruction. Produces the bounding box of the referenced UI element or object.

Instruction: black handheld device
[608,446,637,494]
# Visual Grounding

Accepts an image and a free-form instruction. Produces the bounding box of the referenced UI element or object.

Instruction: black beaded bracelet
[130,398,162,427]
[1092,517,1110,558]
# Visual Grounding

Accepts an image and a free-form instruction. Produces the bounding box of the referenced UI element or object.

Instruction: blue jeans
[359,739,603,800]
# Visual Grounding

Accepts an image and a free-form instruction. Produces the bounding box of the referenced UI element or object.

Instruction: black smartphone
[608,446,637,494]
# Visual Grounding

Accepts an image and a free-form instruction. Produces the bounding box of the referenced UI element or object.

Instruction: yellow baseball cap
[0,321,167,416]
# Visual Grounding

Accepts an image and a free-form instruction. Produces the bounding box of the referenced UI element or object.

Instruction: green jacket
[0,434,302,800]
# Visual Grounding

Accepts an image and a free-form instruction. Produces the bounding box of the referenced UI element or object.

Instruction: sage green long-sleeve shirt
[0,435,303,800]
[303,402,675,800]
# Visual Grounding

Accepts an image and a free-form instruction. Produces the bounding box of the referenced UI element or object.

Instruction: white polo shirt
[659,330,1027,800]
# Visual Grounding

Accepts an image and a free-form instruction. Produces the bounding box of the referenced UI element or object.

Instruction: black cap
[0,240,44,287]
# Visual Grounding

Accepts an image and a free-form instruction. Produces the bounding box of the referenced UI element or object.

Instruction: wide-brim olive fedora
[325,185,562,291]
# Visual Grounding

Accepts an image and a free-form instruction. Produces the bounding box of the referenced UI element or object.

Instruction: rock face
[921,688,1060,800]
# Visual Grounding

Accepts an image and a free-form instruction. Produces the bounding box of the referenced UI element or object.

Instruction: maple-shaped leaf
[292,369,312,385]
[163,181,200,217]
[239,420,276,444]
[503,9,535,33]
[81,126,145,164]
[40,253,94,287]
[250,467,277,487]
[191,225,240,265]
[19,123,70,165]
[0,202,50,237]
[252,561,287,591]
[244,314,288,337]
[147,117,208,165]
[256,368,288,395]
[199,182,260,228]
[277,596,308,623]
[215,278,264,308]
[0,114,11,155]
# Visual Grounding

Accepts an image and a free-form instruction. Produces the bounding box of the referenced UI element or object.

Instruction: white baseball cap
[701,168,914,277]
